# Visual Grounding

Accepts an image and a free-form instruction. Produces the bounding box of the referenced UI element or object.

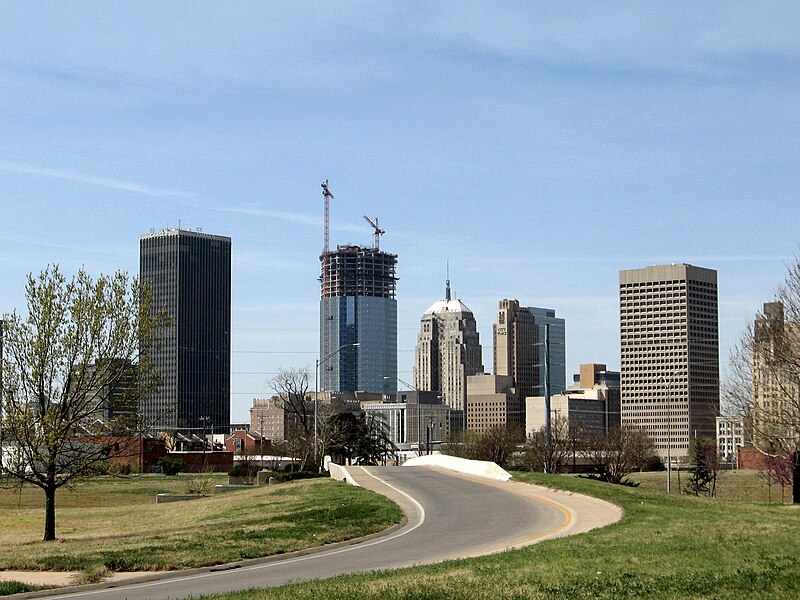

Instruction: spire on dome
[445,261,451,302]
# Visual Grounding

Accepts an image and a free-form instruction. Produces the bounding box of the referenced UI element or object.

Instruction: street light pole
[386,376,423,457]
[661,375,672,494]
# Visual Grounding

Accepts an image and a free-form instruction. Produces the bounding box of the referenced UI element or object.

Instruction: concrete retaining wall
[328,462,360,486]
[403,454,512,481]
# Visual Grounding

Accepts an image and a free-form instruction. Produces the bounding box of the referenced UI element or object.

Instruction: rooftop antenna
[445,260,451,301]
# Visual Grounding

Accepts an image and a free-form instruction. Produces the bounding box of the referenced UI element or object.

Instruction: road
[31,466,619,600]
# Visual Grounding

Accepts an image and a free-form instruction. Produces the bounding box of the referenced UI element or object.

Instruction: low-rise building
[716,415,746,466]
[526,363,621,437]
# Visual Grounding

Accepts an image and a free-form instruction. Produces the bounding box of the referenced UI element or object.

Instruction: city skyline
[1,4,799,422]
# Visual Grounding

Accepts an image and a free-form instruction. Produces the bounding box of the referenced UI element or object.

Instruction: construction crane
[320,180,335,390]
[321,179,334,254]
[363,215,384,250]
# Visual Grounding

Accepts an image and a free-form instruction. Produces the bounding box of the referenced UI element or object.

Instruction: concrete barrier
[403,454,512,481]
[214,484,252,493]
[328,462,360,486]
[156,493,204,503]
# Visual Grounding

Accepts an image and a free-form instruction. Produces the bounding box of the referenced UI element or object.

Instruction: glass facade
[529,307,567,396]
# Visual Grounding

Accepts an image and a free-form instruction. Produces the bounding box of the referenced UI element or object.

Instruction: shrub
[228,463,260,478]
[155,456,186,476]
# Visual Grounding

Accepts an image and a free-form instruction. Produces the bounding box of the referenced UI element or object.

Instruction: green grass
[0,475,402,572]
[0,581,41,595]
[202,471,800,599]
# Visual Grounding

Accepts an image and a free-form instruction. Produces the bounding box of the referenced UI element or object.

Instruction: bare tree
[524,416,572,473]
[725,254,800,503]
[442,426,521,469]
[268,368,313,470]
[584,426,657,485]
[759,454,794,503]
[0,266,166,540]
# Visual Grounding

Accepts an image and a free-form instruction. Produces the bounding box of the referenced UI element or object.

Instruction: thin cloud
[225,205,365,233]
[0,159,195,199]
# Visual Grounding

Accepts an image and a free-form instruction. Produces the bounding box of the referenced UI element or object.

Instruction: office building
[413,279,483,414]
[619,263,719,461]
[751,301,800,449]
[466,374,524,435]
[140,228,231,434]
[526,363,620,437]
[716,415,745,466]
[320,245,397,394]
[529,307,567,396]
[362,391,452,453]
[494,300,566,400]
[494,300,537,398]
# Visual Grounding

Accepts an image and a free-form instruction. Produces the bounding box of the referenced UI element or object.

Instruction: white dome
[424,298,473,315]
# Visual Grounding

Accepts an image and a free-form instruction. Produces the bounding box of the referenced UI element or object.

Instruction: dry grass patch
[0,476,402,573]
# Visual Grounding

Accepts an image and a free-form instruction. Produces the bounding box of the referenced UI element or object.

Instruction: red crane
[363,215,385,250]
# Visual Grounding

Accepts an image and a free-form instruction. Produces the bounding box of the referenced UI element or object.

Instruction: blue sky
[1,2,798,421]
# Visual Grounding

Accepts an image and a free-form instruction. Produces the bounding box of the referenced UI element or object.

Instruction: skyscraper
[140,228,231,434]
[529,306,567,396]
[619,263,719,460]
[413,280,483,413]
[320,244,397,394]
[494,299,537,398]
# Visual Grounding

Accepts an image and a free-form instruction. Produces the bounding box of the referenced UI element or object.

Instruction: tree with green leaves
[0,265,166,540]
[685,438,721,497]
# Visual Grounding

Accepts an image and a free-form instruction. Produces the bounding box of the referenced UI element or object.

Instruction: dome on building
[424,298,473,315]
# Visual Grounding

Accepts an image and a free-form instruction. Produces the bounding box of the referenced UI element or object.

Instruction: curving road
[32,466,620,600]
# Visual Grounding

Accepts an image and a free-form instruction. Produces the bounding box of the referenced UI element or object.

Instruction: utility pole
[543,323,551,473]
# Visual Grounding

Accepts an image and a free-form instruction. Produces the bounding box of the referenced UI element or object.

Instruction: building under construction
[320,244,398,394]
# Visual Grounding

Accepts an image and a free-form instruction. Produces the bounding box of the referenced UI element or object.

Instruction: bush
[272,470,326,483]
[155,456,186,476]
[107,462,137,476]
[0,581,37,595]
[228,463,260,478]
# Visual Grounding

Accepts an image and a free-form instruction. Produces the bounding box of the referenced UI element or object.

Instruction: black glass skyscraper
[140,229,231,434]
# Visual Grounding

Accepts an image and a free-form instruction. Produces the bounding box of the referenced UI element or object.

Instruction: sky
[1,2,799,422]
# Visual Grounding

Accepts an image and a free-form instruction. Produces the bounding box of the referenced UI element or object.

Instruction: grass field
[203,471,800,600]
[627,469,794,503]
[0,474,403,572]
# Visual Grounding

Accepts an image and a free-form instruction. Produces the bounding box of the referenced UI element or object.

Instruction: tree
[759,454,794,503]
[725,254,800,503]
[326,411,396,466]
[0,266,166,540]
[442,426,522,469]
[685,438,721,497]
[584,426,657,485]
[524,416,572,473]
[268,368,313,470]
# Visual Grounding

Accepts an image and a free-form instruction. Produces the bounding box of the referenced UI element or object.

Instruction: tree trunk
[44,485,57,541]
[793,451,800,504]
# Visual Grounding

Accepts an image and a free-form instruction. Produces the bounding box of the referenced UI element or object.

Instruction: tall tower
[528,307,567,396]
[320,245,398,394]
[413,280,483,413]
[139,228,231,434]
[619,263,719,460]
[493,299,537,398]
